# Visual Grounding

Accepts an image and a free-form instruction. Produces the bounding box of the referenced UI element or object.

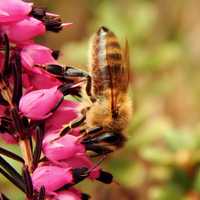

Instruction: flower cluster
[0,0,113,199]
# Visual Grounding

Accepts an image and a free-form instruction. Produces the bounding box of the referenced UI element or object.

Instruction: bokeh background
[1,0,200,199]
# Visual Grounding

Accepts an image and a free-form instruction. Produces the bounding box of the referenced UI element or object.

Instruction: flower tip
[28,2,34,7]
[96,170,113,184]
[46,12,59,17]
[61,22,73,28]
[0,10,9,16]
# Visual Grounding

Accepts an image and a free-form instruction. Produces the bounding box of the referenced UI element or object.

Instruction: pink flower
[2,17,45,43]
[32,165,73,193]
[0,0,33,23]
[43,132,85,161]
[49,188,82,200]
[19,86,63,120]
[21,44,57,71]
[45,100,79,132]
[0,133,18,144]
[22,69,62,90]
[62,155,100,180]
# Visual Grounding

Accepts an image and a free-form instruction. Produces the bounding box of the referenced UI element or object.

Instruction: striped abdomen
[88,26,126,97]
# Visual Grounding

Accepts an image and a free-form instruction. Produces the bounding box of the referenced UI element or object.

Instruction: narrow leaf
[11,51,22,106]
[22,165,33,198]
[0,156,23,185]
[0,147,24,163]
[33,124,44,169]
[0,167,25,192]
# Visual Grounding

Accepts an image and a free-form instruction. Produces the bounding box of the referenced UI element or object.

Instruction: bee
[45,26,132,155]
[81,26,132,154]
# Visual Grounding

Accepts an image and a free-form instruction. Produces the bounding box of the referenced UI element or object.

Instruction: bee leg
[64,66,96,102]
[83,132,126,149]
[80,126,103,142]
[45,64,65,78]
[59,114,86,137]
[81,126,103,135]
[86,144,113,156]
[44,64,95,101]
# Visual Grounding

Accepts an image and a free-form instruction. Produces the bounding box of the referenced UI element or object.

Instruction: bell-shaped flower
[45,100,79,132]
[19,86,63,120]
[0,133,18,144]
[0,0,33,23]
[43,130,85,161]
[49,188,82,200]
[2,16,45,43]
[32,165,73,193]
[22,69,62,90]
[21,44,57,72]
[62,154,100,180]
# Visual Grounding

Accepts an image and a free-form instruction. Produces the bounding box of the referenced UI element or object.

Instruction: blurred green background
[1,0,200,199]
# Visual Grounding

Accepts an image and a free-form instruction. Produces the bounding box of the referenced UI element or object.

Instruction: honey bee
[80,26,132,154]
[46,26,133,155]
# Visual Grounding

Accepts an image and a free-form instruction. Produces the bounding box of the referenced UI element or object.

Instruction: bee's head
[97,26,109,35]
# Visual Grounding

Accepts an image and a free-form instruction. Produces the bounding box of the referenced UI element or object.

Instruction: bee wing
[121,39,130,91]
[109,40,130,117]
[89,27,131,117]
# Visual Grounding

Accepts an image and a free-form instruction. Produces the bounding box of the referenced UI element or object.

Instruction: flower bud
[45,100,79,131]
[22,69,62,90]
[49,188,82,200]
[2,17,45,43]
[19,86,63,120]
[0,0,33,23]
[43,132,85,161]
[21,44,57,72]
[0,133,18,144]
[62,155,100,180]
[32,165,73,193]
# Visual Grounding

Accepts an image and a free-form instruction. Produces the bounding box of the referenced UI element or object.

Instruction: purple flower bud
[32,165,73,193]
[22,69,62,90]
[19,86,63,120]
[0,132,18,144]
[2,17,45,43]
[21,44,57,72]
[45,100,80,132]
[43,131,85,161]
[62,155,100,180]
[0,0,33,23]
[48,188,82,200]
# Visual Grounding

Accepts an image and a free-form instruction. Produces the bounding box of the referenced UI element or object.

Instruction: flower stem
[19,140,33,172]
[0,78,33,172]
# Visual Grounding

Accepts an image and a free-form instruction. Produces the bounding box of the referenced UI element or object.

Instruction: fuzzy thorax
[85,94,132,133]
